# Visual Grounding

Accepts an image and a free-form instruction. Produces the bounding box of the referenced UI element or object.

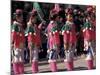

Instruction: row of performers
[11,8,95,74]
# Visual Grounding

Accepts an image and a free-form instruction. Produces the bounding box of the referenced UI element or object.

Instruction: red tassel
[28,34,35,49]
[19,33,25,43]
[91,30,95,40]
[63,31,70,43]
[28,34,34,42]
[83,30,93,41]
[53,31,60,46]
[12,31,17,42]
[69,31,76,44]
[12,32,20,48]
[34,34,41,47]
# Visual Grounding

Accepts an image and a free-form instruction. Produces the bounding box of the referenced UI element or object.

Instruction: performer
[82,17,94,70]
[88,6,96,54]
[25,9,42,73]
[11,9,25,74]
[62,13,77,71]
[46,9,60,72]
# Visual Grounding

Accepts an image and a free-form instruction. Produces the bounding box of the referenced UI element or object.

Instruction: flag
[33,2,45,22]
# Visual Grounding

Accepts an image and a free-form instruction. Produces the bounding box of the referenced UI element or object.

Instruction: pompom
[49,32,52,35]
[86,27,88,30]
[53,32,55,34]
[25,33,28,36]
[13,21,17,24]
[29,32,32,35]
[89,28,92,30]
[12,29,14,32]
[55,30,58,32]
[20,33,22,36]
[67,31,69,33]
[34,33,36,35]
[62,30,65,35]
[83,29,86,32]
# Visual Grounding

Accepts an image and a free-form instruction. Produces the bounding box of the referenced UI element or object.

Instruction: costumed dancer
[87,6,96,55]
[25,9,42,73]
[11,9,25,74]
[82,17,94,70]
[62,9,77,70]
[47,9,60,72]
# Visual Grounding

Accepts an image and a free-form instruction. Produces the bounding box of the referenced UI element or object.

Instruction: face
[60,17,63,22]
[31,16,37,24]
[55,16,60,21]
[16,15,23,23]
[68,16,73,22]
[87,16,91,22]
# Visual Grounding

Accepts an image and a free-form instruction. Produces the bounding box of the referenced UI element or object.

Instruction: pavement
[23,55,96,74]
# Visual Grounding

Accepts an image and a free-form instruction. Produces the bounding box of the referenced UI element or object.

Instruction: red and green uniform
[34,25,41,47]
[47,21,56,50]
[26,25,35,49]
[51,24,60,49]
[47,21,59,72]
[12,22,25,49]
[83,22,93,41]
[61,23,70,44]
[62,21,76,71]
[82,21,94,70]
[11,21,25,74]
[47,21,60,59]
[69,25,77,44]
[26,24,41,49]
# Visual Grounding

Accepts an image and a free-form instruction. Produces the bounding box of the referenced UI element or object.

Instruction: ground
[22,55,96,74]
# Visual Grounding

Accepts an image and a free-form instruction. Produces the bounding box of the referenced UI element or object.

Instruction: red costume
[83,19,94,70]
[11,9,25,74]
[62,13,76,71]
[26,9,42,73]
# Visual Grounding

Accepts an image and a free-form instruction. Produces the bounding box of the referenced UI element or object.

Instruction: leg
[85,43,94,70]
[64,50,74,71]
[19,49,24,74]
[32,47,39,73]
[48,49,57,72]
[28,42,33,63]
[64,44,74,71]
[13,48,20,74]
[13,62,19,74]
[91,40,96,55]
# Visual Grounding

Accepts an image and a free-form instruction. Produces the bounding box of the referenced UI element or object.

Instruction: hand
[45,33,48,36]
[27,21,32,26]
[42,21,46,25]
[62,30,65,35]
[59,31,62,34]
[49,32,52,35]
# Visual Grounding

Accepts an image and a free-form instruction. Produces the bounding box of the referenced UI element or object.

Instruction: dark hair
[49,14,58,20]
